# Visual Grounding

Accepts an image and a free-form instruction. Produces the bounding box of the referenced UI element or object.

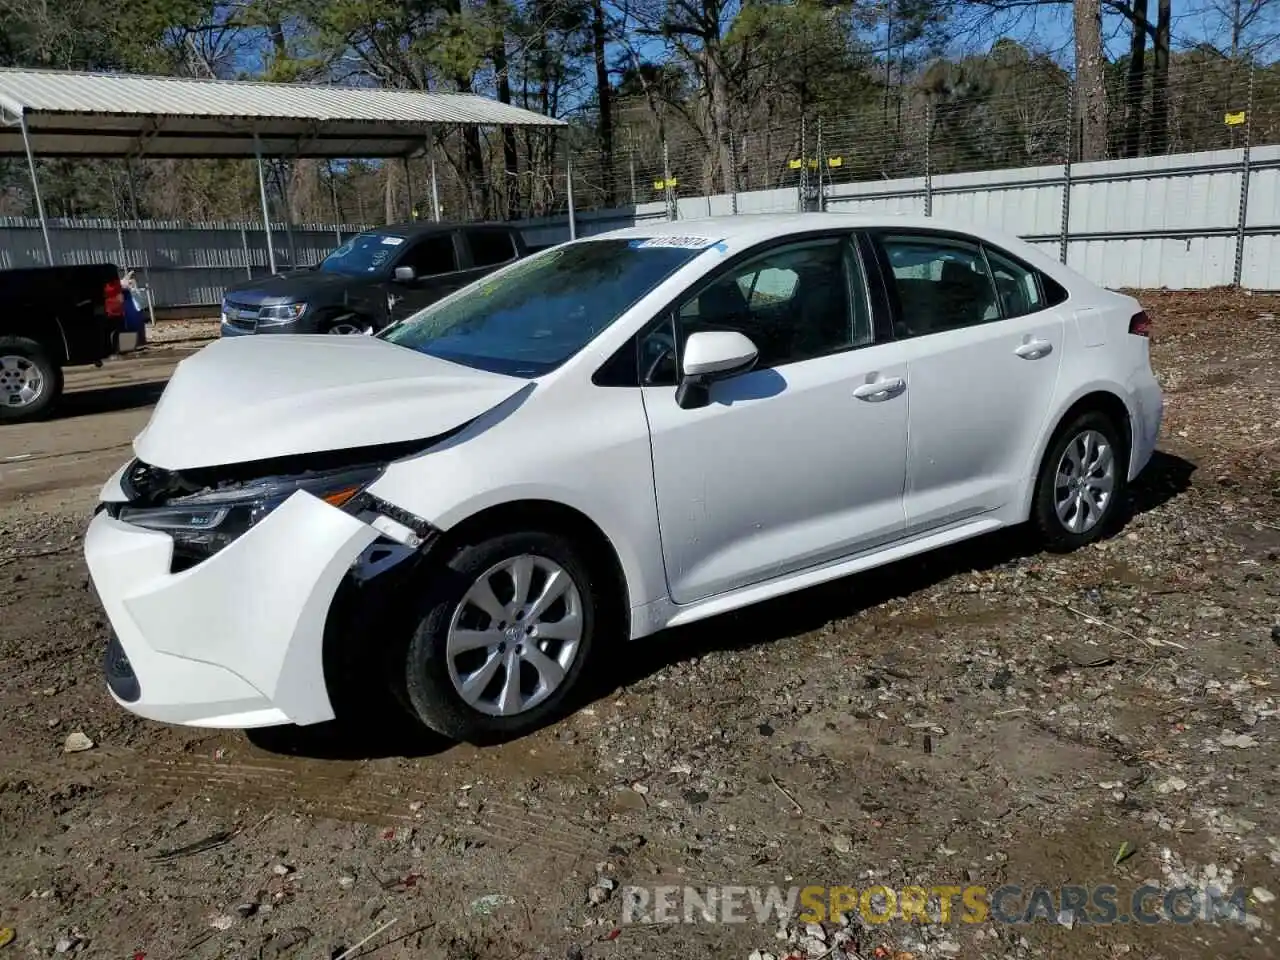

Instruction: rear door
[869,231,1067,534]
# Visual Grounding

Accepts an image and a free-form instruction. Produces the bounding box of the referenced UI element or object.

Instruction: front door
[385,232,466,322]
[641,235,911,605]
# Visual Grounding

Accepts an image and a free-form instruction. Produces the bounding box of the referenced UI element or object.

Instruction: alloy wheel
[1054,428,1116,534]
[445,554,584,717]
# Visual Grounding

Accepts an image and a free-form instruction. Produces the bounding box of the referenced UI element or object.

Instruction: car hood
[134,335,527,471]
[223,271,365,306]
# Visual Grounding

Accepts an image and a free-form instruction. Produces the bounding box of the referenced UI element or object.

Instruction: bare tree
[1195,0,1280,57]
[632,0,737,193]
[1123,0,1148,155]
[1150,0,1171,152]
[1075,0,1109,159]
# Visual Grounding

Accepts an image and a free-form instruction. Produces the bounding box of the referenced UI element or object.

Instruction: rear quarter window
[1041,272,1069,306]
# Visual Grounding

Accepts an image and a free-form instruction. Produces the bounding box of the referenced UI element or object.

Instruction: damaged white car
[85,214,1163,742]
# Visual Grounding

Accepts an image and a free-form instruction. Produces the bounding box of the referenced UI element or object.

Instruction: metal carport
[0,67,570,272]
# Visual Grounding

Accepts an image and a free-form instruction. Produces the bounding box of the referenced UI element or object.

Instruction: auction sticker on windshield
[381,236,405,246]
[629,236,721,250]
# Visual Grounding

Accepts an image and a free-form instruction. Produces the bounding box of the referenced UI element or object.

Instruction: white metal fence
[0,218,374,309]
[2,142,1277,307]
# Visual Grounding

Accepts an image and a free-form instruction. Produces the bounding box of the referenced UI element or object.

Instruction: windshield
[317,231,407,276]
[380,238,707,377]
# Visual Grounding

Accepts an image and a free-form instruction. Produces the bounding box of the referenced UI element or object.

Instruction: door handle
[1015,339,1053,360]
[853,377,905,402]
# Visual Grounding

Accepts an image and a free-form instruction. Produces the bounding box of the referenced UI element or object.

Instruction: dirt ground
[0,292,1277,960]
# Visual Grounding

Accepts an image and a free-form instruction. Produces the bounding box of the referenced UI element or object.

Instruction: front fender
[374,476,666,633]
[365,386,667,632]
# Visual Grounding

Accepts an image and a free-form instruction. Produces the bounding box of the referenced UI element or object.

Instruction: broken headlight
[117,463,384,564]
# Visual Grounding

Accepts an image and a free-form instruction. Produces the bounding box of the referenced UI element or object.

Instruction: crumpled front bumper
[84,491,379,728]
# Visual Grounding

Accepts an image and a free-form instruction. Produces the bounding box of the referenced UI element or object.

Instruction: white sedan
[84,214,1163,742]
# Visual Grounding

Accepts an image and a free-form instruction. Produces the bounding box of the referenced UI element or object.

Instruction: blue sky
[239,0,1266,109]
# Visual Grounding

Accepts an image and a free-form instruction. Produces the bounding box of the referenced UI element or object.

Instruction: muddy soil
[0,292,1277,960]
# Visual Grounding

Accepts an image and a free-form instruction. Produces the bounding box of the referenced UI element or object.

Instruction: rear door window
[401,235,459,277]
[983,246,1046,319]
[466,230,518,268]
[877,235,1001,339]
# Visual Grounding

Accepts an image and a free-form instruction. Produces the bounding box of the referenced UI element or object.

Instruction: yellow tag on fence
[1225,111,1246,125]
[788,158,802,170]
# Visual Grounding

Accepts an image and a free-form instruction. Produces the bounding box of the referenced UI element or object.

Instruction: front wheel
[1031,410,1128,551]
[323,315,370,335]
[0,337,62,423]
[400,531,597,742]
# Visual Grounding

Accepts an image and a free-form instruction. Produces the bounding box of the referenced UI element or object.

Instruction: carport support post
[253,134,277,275]
[18,111,53,265]
[123,159,156,325]
[430,156,441,222]
[403,157,416,221]
[327,159,342,244]
[566,155,577,240]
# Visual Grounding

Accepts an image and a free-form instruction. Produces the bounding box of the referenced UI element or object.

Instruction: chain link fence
[416,59,1268,224]
[3,59,1278,302]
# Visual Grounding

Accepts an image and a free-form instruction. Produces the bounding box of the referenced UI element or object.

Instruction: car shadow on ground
[248,448,1196,762]
[52,380,169,419]
[597,449,1197,692]
[245,705,454,760]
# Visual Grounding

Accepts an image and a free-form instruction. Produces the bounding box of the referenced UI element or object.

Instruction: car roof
[367,221,512,239]
[592,212,989,244]
[584,212,1081,287]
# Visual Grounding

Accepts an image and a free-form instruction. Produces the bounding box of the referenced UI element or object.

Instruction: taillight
[1128,310,1151,338]
[105,279,125,319]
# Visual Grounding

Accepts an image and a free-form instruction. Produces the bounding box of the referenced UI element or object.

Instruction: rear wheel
[400,530,596,743]
[0,337,61,423]
[1032,409,1127,551]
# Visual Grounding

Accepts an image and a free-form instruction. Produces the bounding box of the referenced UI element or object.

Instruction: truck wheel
[0,337,61,423]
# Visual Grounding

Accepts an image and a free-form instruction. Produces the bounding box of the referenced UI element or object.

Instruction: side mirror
[394,265,416,282]
[675,330,759,409]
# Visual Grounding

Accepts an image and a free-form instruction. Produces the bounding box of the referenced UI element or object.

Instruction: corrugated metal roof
[0,68,562,126]
[0,67,564,159]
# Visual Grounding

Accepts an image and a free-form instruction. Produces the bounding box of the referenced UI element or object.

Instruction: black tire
[1032,408,1128,552]
[0,336,62,424]
[399,530,598,743]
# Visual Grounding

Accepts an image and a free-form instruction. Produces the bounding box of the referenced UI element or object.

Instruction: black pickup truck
[219,222,532,337]
[1,263,138,423]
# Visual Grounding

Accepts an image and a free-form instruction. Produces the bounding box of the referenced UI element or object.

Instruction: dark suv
[219,222,529,337]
